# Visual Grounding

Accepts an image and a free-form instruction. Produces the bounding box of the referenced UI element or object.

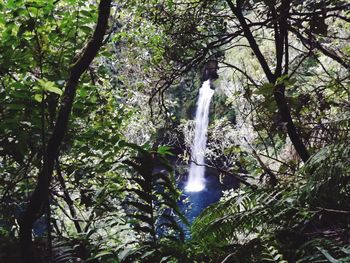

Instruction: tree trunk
[226,0,310,163]
[274,84,310,162]
[19,1,112,262]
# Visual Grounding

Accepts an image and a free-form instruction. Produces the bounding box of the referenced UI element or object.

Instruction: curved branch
[289,26,350,70]
[226,0,309,163]
[221,61,259,88]
[19,1,112,262]
[226,0,274,82]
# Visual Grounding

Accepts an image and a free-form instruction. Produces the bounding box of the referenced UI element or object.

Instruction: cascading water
[185,80,214,192]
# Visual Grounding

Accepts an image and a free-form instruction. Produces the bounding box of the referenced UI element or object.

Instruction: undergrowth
[190,143,350,262]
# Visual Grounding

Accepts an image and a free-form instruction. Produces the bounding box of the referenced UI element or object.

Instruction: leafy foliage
[119,143,188,262]
[0,0,349,262]
[190,143,350,262]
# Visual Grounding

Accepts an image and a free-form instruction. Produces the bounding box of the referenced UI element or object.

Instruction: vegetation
[0,0,349,262]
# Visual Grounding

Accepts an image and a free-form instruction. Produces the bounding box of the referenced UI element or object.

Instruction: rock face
[202,60,219,81]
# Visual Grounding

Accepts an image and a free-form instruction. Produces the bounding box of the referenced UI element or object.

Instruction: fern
[300,143,350,211]
[119,142,188,262]
[48,239,80,263]
[191,186,300,245]
[261,243,288,263]
[296,239,350,263]
[190,142,350,262]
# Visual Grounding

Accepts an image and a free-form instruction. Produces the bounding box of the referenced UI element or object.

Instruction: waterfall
[185,80,214,192]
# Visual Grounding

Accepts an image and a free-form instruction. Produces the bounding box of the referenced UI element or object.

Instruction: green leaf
[34,94,43,102]
[126,213,153,226]
[125,188,153,203]
[118,246,151,262]
[79,88,88,97]
[160,256,173,262]
[256,83,274,96]
[125,201,152,214]
[157,145,174,156]
[316,247,340,263]
[37,78,63,95]
[276,74,289,85]
[134,225,155,235]
[285,77,297,86]
[140,249,156,259]
[93,250,113,259]
[80,25,92,34]
[45,85,63,95]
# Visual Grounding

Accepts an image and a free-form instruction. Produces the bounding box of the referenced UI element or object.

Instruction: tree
[18,1,112,262]
[0,0,349,262]
[137,0,349,163]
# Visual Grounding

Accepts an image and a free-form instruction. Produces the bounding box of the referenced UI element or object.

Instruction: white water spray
[185,80,214,192]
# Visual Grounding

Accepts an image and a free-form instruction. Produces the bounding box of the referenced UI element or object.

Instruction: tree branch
[226,0,274,82]
[190,159,257,190]
[289,26,350,70]
[19,1,112,262]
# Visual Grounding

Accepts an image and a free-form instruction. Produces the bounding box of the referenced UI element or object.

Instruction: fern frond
[191,187,293,245]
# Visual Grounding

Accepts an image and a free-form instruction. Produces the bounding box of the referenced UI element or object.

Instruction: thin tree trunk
[274,84,310,162]
[19,1,112,262]
[226,0,310,163]
[56,159,82,233]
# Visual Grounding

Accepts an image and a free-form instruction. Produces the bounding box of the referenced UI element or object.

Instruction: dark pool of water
[178,174,225,223]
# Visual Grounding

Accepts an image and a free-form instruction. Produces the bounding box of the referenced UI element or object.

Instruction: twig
[190,159,257,189]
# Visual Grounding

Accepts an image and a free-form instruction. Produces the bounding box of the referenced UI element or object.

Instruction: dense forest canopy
[0,0,349,262]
